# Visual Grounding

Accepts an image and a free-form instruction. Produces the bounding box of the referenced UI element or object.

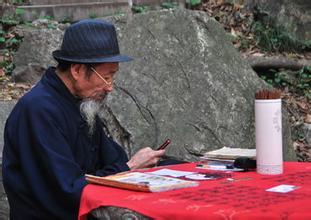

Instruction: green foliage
[259,66,311,100]
[252,21,311,52]
[113,11,125,16]
[186,0,202,7]
[0,49,15,76]
[238,38,251,50]
[260,70,289,87]
[13,0,26,4]
[47,23,57,29]
[252,8,311,53]
[132,5,149,14]
[1,61,15,76]
[0,19,23,50]
[1,15,20,27]
[0,29,5,43]
[0,7,26,76]
[161,2,179,9]
[0,32,22,75]
[0,8,25,30]
[15,8,25,16]
[60,17,73,24]
[39,15,54,20]
[5,37,21,49]
[296,66,311,99]
[89,12,98,19]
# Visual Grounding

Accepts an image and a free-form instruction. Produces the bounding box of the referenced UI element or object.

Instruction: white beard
[79,99,103,135]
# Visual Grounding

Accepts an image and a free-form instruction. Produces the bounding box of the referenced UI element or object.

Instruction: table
[79,162,311,220]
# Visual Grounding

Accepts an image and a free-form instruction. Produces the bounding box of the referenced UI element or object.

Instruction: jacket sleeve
[94,120,130,176]
[95,137,130,176]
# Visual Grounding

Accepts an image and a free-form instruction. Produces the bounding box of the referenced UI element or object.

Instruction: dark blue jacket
[2,67,129,220]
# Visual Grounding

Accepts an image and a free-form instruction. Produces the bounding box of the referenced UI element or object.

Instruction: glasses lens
[91,67,112,86]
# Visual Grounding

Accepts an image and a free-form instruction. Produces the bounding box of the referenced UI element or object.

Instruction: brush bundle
[255,89,281,100]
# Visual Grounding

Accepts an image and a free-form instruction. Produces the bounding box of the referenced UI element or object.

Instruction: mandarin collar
[41,66,82,106]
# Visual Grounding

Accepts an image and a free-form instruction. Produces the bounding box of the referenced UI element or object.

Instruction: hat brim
[52,50,133,63]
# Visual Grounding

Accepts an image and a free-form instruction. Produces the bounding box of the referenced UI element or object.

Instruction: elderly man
[2,19,166,220]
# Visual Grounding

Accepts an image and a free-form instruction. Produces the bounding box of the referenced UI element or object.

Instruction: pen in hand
[157,139,171,150]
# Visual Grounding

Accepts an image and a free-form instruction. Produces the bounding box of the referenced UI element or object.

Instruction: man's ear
[70,64,85,81]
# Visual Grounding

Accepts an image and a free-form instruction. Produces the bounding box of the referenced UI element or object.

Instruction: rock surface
[12,23,64,83]
[0,165,10,220]
[244,0,311,41]
[302,123,311,146]
[0,101,16,220]
[0,101,16,160]
[100,10,296,162]
[91,206,150,220]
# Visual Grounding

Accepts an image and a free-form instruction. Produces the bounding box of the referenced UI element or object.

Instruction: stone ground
[0,165,9,219]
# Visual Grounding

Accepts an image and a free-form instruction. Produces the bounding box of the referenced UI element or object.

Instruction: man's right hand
[126,147,165,170]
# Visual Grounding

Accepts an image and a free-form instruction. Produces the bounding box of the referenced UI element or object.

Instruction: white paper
[204,147,256,158]
[184,174,217,180]
[148,168,196,177]
[199,165,244,172]
[266,184,299,193]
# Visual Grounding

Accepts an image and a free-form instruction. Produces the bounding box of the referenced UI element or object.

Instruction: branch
[245,55,311,71]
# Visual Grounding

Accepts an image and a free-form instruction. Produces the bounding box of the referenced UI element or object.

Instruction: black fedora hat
[52,19,133,63]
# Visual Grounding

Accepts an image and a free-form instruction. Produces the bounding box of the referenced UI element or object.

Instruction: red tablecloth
[79,162,311,220]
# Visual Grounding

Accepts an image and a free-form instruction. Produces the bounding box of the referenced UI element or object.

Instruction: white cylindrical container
[255,99,283,175]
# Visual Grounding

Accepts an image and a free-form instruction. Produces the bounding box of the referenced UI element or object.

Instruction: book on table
[198,147,256,171]
[200,146,256,162]
[85,172,199,192]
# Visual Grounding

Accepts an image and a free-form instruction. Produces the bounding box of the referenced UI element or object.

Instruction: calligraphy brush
[255,89,281,100]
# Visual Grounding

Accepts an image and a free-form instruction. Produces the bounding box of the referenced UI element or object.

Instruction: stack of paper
[200,146,256,161]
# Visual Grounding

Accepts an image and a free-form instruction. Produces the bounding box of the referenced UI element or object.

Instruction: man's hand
[126,147,165,170]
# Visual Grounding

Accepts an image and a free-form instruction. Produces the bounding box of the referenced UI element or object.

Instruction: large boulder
[11,20,65,84]
[244,0,311,41]
[11,9,296,162]
[100,9,295,161]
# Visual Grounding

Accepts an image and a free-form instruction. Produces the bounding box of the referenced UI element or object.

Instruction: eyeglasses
[90,67,113,86]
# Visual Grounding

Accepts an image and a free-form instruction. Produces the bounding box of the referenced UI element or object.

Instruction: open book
[85,172,199,192]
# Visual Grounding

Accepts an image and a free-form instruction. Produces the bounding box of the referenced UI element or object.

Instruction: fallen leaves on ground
[294,141,311,162]
[0,75,32,101]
